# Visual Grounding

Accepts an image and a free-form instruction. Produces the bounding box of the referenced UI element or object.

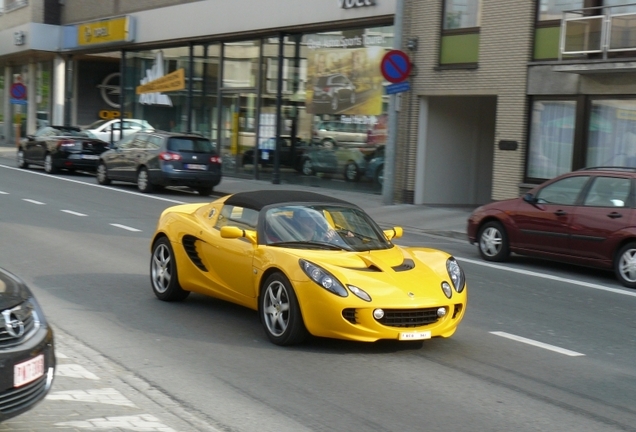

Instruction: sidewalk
[0,140,472,240]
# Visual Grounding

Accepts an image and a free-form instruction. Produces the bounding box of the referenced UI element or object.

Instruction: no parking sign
[10,82,27,105]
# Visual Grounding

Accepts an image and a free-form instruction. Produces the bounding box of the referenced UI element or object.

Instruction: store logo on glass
[339,0,376,9]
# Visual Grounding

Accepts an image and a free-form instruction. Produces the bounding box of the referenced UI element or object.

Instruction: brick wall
[400,0,535,201]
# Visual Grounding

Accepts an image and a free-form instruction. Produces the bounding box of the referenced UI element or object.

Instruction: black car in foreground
[97,131,222,196]
[17,126,110,174]
[0,268,55,422]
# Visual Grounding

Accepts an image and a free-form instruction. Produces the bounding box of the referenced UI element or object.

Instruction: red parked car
[467,167,636,287]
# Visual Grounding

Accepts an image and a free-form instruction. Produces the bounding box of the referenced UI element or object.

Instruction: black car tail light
[159,151,182,161]
[210,155,221,164]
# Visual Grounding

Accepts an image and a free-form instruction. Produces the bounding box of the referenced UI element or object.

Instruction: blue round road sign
[10,83,27,100]
[381,50,412,84]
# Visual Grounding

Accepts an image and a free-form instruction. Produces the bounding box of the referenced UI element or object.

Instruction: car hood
[284,245,454,301]
[0,268,32,310]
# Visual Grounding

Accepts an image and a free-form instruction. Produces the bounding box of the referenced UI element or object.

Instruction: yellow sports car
[150,190,467,345]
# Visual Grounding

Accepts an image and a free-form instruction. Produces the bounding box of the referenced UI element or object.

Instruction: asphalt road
[1,157,635,432]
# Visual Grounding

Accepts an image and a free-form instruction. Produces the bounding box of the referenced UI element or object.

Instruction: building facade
[399,0,636,205]
[0,0,396,196]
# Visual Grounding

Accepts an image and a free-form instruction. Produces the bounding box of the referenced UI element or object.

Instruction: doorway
[219,92,258,175]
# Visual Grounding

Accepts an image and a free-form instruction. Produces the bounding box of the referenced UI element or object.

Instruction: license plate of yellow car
[399,331,431,341]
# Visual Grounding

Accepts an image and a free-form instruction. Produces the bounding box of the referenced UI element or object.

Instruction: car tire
[477,221,510,262]
[614,242,636,288]
[150,237,190,302]
[197,187,213,197]
[301,158,314,176]
[259,272,307,346]
[137,167,153,193]
[344,162,360,182]
[17,149,28,169]
[375,165,384,186]
[44,154,58,174]
[96,162,111,185]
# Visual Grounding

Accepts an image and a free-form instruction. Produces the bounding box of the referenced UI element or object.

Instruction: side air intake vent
[182,235,207,272]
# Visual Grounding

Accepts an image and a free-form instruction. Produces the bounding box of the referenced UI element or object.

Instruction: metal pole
[382,0,404,205]
[273,32,284,185]
[64,55,73,127]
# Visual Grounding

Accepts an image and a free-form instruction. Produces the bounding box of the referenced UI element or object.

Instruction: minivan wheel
[615,242,636,288]
[17,149,28,169]
[137,167,153,193]
[44,154,58,174]
[477,221,510,262]
[96,162,111,185]
[344,162,360,182]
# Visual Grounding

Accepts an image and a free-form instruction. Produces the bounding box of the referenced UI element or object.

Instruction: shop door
[219,93,257,175]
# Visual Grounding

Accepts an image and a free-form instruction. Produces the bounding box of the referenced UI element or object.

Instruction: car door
[512,175,591,255]
[120,134,149,181]
[568,175,634,262]
[103,133,138,180]
[198,205,258,300]
[24,127,54,163]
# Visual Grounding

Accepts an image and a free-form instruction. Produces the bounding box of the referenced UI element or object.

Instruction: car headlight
[299,259,348,297]
[446,257,466,293]
[347,285,371,302]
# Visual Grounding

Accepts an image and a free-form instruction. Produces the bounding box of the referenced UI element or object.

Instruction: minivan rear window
[168,138,215,153]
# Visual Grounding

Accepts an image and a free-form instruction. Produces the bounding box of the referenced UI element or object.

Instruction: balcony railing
[560,3,636,60]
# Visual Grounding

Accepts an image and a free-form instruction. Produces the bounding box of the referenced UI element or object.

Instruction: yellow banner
[78,17,130,46]
[136,69,186,94]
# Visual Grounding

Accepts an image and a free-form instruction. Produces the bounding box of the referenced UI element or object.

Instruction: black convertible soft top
[224,190,354,211]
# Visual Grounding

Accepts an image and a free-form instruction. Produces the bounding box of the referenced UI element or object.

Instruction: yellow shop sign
[78,16,133,46]
[136,69,186,94]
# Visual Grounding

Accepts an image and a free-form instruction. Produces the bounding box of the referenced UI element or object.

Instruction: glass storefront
[122,25,394,194]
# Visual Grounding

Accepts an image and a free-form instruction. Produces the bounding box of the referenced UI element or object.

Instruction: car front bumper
[293,279,467,342]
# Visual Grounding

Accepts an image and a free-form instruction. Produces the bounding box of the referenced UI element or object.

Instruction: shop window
[527,100,576,179]
[440,0,481,66]
[586,99,636,168]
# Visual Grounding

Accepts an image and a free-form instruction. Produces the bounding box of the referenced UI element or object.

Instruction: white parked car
[82,119,154,144]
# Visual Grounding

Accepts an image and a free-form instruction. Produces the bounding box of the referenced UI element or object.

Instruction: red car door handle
[608,212,622,219]
[554,210,567,216]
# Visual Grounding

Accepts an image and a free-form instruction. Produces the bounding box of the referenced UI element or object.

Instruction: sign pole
[383,0,404,205]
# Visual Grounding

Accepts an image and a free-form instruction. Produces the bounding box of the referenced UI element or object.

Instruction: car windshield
[263,205,392,251]
[168,137,215,153]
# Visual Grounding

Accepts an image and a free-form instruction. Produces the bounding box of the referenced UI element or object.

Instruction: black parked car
[17,126,111,174]
[0,268,55,422]
[97,131,222,196]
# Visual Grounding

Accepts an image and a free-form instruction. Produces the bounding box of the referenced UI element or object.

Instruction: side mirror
[220,226,257,244]
[523,193,536,204]
[383,226,403,241]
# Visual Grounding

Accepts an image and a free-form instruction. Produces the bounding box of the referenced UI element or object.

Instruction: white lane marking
[47,388,137,407]
[55,364,100,380]
[55,414,177,431]
[22,198,45,205]
[490,331,585,357]
[0,191,8,194]
[62,209,88,217]
[457,256,636,298]
[110,223,142,232]
[0,164,185,204]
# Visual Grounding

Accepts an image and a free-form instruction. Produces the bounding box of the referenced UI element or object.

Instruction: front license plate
[82,154,99,160]
[185,164,206,170]
[399,331,431,341]
[14,354,44,387]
